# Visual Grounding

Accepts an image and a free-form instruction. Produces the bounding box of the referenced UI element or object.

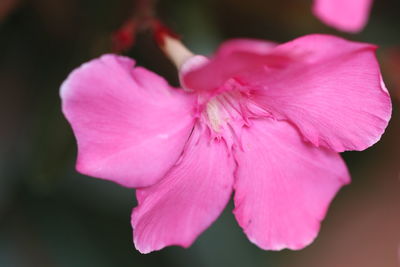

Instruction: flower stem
[153,20,194,69]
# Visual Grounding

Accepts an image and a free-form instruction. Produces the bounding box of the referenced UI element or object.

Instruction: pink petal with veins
[132,124,234,253]
[252,35,391,152]
[61,54,195,188]
[233,118,350,250]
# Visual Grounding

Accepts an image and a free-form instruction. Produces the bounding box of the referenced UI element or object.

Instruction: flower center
[202,90,248,135]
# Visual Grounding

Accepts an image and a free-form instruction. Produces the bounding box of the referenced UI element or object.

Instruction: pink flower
[313,0,373,32]
[60,34,391,253]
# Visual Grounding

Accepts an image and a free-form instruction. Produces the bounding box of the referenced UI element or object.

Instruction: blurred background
[1,0,400,266]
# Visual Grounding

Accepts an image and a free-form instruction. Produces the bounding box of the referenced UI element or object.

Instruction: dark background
[1,0,400,266]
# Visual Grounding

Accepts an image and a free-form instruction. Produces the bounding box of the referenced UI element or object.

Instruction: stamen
[206,99,222,132]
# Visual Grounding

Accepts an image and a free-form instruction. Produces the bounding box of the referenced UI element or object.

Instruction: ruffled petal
[132,124,235,253]
[61,54,195,188]
[313,0,373,32]
[252,34,391,152]
[233,118,350,250]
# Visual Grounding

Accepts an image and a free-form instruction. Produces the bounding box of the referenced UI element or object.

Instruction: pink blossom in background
[60,34,391,253]
[313,0,373,32]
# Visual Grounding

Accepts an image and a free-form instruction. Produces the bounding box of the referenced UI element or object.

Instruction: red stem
[152,19,180,47]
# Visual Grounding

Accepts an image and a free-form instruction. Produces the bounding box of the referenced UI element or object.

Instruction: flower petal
[215,39,278,57]
[61,54,195,188]
[233,118,350,250]
[313,0,373,33]
[132,124,235,253]
[181,39,283,92]
[252,34,391,152]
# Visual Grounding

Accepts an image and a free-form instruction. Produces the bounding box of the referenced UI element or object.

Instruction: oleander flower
[60,34,391,253]
[313,0,373,32]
